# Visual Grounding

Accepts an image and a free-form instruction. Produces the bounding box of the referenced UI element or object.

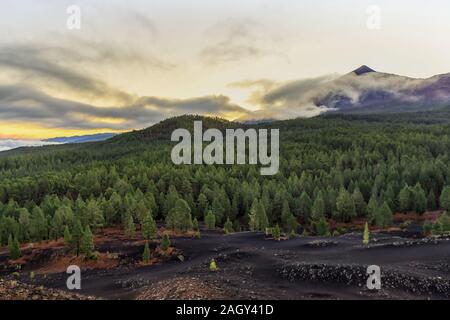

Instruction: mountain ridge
[4,108,450,157]
[43,133,117,144]
[352,65,376,76]
[313,66,450,113]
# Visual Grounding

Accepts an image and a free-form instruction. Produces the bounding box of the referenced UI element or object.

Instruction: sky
[1,0,450,143]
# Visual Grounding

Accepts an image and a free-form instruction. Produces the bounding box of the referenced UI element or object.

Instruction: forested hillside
[2,112,450,250]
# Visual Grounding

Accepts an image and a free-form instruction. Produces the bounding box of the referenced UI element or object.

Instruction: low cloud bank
[0,139,58,152]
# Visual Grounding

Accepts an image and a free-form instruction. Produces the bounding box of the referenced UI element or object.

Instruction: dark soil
[1,229,449,300]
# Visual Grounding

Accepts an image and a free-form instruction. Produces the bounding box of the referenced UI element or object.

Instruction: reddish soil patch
[35,253,119,274]
[329,210,444,233]
[393,211,442,223]
[330,218,367,231]
[2,225,184,275]
[159,227,199,238]
[0,239,65,256]
[95,226,198,243]
[94,227,128,244]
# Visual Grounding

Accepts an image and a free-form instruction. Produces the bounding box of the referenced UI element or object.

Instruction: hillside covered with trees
[2,112,450,256]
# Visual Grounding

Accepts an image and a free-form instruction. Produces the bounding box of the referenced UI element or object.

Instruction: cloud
[128,12,158,40]
[0,139,58,152]
[0,38,250,133]
[230,75,339,120]
[234,70,441,121]
[136,95,246,115]
[261,76,338,105]
[50,35,174,71]
[0,44,134,103]
[0,11,176,104]
[200,18,284,65]
[0,84,251,130]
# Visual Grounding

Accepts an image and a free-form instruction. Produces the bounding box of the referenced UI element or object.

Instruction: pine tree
[273,224,281,240]
[433,212,450,234]
[8,234,21,260]
[141,212,157,240]
[209,258,218,272]
[192,217,199,231]
[166,199,193,231]
[72,218,84,256]
[311,192,328,235]
[205,210,216,230]
[197,193,209,219]
[260,189,272,221]
[313,217,330,236]
[257,201,269,231]
[383,184,397,212]
[211,198,225,225]
[398,185,413,212]
[230,192,240,220]
[75,196,88,226]
[18,208,31,242]
[441,212,450,233]
[352,187,367,217]
[273,190,286,219]
[427,190,437,211]
[363,222,369,245]
[125,214,136,238]
[145,192,158,218]
[142,242,151,264]
[50,211,64,240]
[440,186,450,211]
[86,199,105,230]
[63,226,72,249]
[164,185,180,217]
[298,192,312,221]
[423,221,433,235]
[30,207,47,242]
[224,218,233,234]
[249,201,258,231]
[281,200,292,229]
[161,234,170,251]
[108,192,123,224]
[311,194,325,221]
[135,201,148,225]
[413,184,427,214]
[375,202,393,228]
[286,214,298,235]
[335,188,356,222]
[248,200,269,232]
[432,220,443,235]
[81,226,94,259]
[324,187,337,216]
[367,194,378,225]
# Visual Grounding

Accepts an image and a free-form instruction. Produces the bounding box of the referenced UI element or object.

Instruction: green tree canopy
[165,199,193,231]
[335,188,356,222]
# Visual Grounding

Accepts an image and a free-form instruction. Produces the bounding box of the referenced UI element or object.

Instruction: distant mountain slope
[352,65,376,76]
[43,133,116,144]
[4,109,450,158]
[109,115,242,143]
[0,116,243,157]
[313,66,450,113]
